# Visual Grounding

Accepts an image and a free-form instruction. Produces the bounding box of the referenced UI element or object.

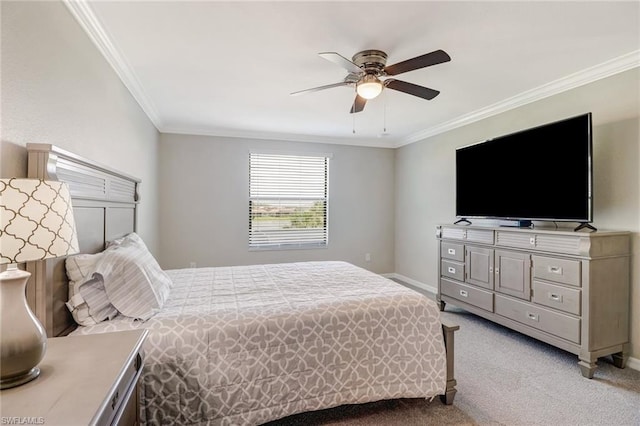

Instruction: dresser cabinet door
[495,250,531,300]
[465,246,494,290]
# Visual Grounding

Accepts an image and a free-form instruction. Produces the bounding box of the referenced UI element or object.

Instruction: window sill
[249,244,328,252]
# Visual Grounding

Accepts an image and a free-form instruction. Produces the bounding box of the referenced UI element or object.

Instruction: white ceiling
[66,1,640,148]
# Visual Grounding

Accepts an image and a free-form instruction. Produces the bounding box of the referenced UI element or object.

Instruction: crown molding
[397,50,640,148]
[63,0,163,130]
[161,125,397,149]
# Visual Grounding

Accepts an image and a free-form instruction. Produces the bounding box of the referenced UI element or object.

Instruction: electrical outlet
[365,253,371,262]
[189,262,196,268]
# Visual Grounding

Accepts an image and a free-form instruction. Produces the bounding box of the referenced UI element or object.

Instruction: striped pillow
[95,234,172,320]
[65,253,119,325]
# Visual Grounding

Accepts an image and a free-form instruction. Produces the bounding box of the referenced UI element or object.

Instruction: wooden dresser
[0,330,147,425]
[436,225,630,378]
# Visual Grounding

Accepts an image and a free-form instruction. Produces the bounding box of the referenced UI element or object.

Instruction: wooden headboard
[26,143,140,337]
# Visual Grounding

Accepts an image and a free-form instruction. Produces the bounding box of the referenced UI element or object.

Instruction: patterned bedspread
[70,261,446,425]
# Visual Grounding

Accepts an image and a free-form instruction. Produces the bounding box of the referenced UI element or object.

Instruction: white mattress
[70,261,446,425]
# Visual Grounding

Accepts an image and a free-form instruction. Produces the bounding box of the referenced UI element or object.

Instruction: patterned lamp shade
[0,179,79,264]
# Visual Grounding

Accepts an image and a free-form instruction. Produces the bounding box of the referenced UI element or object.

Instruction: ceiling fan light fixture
[356,74,383,100]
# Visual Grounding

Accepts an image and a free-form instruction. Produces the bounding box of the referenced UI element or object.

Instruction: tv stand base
[575,222,597,232]
[453,218,471,225]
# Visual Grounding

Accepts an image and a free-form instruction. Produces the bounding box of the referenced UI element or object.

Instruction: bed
[24,144,459,425]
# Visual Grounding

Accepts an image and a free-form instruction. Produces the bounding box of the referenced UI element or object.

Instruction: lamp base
[0,367,40,390]
[0,266,47,389]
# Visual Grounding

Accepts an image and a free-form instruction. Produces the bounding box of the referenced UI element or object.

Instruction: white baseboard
[626,356,640,372]
[383,273,437,295]
[381,272,640,373]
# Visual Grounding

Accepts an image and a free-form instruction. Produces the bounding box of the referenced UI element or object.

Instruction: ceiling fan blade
[290,81,350,96]
[385,79,440,100]
[384,49,451,76]
[350,95,367,114]
[319,52,363,74]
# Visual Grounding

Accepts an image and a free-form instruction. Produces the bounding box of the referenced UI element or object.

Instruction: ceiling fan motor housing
[352,50,388,74]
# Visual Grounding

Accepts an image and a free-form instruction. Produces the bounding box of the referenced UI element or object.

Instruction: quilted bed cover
[70,261,447,425]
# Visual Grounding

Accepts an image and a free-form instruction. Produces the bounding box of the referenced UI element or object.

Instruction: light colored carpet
[265,397,476,425]
[265,282,640,426]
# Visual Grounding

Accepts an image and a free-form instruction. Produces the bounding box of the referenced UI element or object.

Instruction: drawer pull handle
[447,248,456,255]
[135,353,143,370]
[111,390,119,410]
[548,293,563,302]
[526,312,539,322]
[529,237,536,245]
[459,290,468,298]
[548,266,563,274]
[448,267,456,274]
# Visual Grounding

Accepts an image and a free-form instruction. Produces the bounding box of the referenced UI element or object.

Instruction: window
[249,152,329,249]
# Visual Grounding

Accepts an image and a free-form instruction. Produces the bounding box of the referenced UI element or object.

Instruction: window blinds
[249,153,329,249]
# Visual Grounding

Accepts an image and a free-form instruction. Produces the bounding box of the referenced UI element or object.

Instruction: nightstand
[0,329,148,425]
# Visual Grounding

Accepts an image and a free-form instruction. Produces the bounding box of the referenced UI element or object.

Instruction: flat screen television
[455,112,593,230]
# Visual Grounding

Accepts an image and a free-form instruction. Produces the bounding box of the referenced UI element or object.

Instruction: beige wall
[395,68,640,359]
[1,1,160,254]
[158,133,395,274]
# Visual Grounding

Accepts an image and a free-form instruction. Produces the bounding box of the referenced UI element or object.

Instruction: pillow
[106,232,146,249]
[106,233,130,248]
[65,254,119,326]
[95,233,172,320]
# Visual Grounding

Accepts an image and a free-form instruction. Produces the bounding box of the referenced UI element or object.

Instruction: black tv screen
[456,113,593,223]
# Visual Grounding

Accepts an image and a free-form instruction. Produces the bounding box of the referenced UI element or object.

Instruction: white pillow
[106,232,131,248]
[65,254,119,326]
[96,233,172,320]
[107,232,148,249]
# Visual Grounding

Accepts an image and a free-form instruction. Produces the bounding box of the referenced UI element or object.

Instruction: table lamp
[0,178,79,389]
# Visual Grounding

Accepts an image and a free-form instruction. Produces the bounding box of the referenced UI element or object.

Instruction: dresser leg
[612,344,629,369]
[437,300,446,311]
[578,356,597,379]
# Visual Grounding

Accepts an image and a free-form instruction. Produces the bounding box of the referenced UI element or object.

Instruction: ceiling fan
[291,49,451,113]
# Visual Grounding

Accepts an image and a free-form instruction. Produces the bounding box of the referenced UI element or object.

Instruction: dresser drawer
[441,278,493,312]
[496,231,583,255]
[441,242,464,262]
[532,280,581,315]
[495,231,536,249]
[441,260,464,282]
[532,255,581,287]
[440,227,493,244]
[440,226,466,240]
[495,295,580,344]
[466,229,494,244]
[95,350,144,426]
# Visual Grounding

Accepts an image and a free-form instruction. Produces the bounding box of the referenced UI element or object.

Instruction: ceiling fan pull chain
[383,90,387,134]
[352,114,356,134]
